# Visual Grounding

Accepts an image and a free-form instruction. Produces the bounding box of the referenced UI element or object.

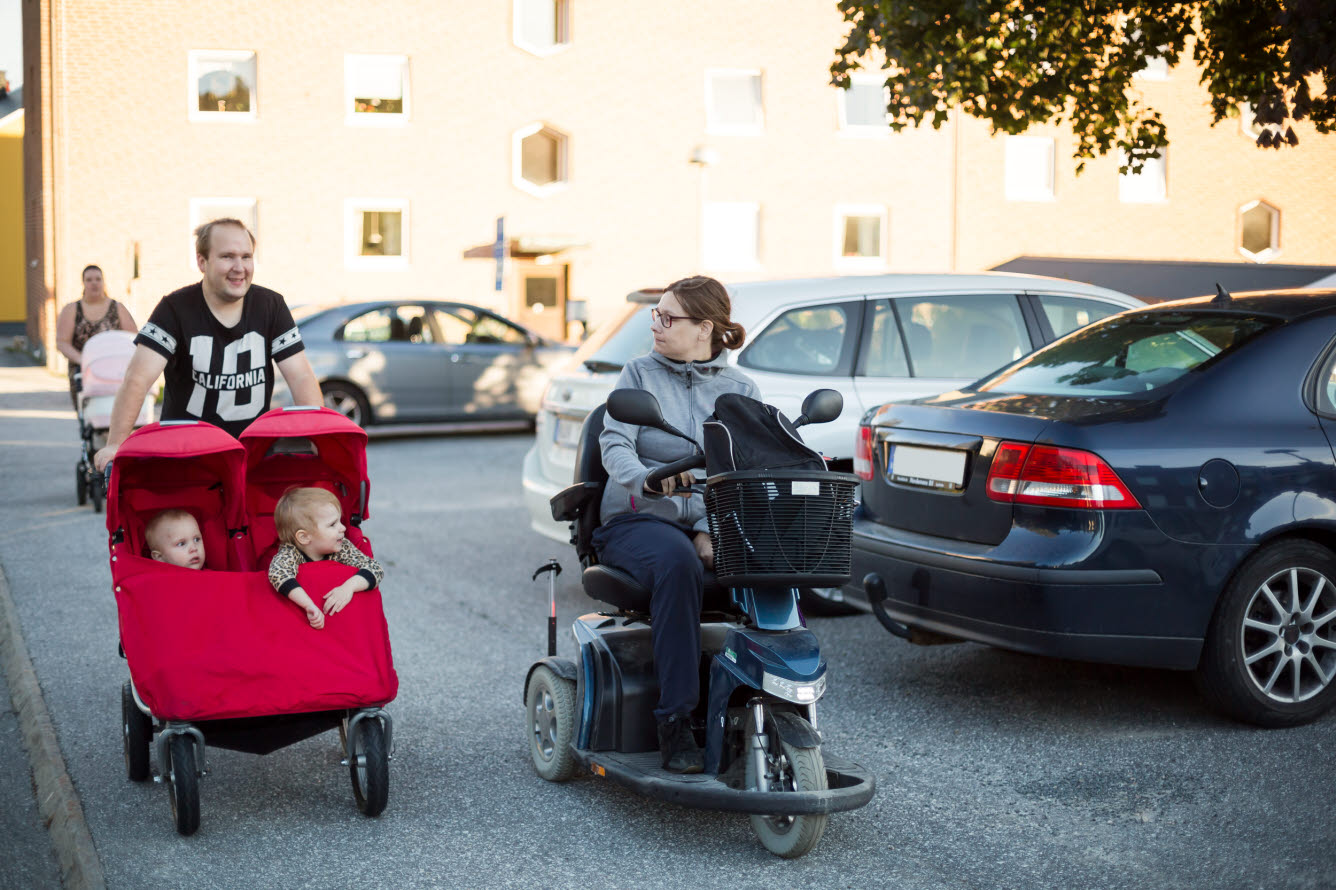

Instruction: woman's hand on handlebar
[645,471,696,498]
[693,531,714,569]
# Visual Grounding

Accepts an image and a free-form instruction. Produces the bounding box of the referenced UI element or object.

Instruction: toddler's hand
[323,583,355,615]
[305,602,325,629]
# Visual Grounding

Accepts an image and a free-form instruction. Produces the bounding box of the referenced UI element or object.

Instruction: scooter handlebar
[644,454,707,490]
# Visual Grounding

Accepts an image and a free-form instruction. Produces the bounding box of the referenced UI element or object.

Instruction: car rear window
[977,311,1280,396]
[571,303,653,371]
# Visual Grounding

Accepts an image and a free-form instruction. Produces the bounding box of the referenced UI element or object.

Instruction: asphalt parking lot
[1,361,1334,889]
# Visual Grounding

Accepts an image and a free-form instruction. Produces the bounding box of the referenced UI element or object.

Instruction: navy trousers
[592,513,704,720]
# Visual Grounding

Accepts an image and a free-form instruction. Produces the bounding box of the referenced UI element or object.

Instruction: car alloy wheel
[1240,565,1336,704]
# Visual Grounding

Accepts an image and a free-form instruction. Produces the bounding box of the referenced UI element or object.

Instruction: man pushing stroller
[95,217,323,471]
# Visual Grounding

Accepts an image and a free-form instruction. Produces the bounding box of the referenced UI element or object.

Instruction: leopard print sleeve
[336,539,385,590]
[268,544,304,595]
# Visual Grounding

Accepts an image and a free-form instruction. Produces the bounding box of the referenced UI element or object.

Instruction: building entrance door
[514,262,568,342]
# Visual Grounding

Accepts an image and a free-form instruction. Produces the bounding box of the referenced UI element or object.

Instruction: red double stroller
[107,407,398,835]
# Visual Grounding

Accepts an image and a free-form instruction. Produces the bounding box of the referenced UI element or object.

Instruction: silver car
[273,300,575,427]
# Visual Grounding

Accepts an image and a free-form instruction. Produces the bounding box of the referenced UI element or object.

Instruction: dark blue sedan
[850,288,1336,726]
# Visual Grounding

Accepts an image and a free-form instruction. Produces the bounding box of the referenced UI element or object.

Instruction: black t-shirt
[135,282,304,438]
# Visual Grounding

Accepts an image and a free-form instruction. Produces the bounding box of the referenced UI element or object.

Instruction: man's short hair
[194,218,256,259]
[274,486,341,546]
[145,508,196,551]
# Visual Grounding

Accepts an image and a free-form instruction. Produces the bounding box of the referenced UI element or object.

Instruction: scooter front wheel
[746,720,828,858]
[526,665,577,782]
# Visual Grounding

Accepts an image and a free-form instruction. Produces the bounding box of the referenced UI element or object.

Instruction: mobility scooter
[525,389,874,858]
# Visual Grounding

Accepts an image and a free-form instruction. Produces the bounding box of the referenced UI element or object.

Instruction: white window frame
[1119,149,1168,203]
[1004,136,1056,202]
[511,122,569,197]
[513,0,570,57]
[344,199,410,268]
[833,204,888,271]
[705,69,764,134]
[1238,199,1282,263]
[701,201,760,271]
[837,73,889,137]
[344,54,410,126]
[187,50,257,122]
[188,197,257,273]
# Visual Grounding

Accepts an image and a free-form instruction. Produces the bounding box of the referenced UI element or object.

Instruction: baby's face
[301,503,346,557]
[149,516,206,569]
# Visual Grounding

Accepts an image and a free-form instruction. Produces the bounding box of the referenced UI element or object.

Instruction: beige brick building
[22,0,1336,367]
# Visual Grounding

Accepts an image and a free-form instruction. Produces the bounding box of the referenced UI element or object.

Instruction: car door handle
[345,347,368,360]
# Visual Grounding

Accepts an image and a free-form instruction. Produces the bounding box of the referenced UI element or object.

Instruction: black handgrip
[644,454,707,490]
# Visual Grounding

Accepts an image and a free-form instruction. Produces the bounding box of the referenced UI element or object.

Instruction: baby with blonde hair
[268,487,384,629]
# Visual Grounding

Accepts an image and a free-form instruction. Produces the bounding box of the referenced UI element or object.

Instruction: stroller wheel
[76,464,87,506]
[90,475,104,514]
[166,734,201,836]
[348,717,389,817]
[121,682,151,782]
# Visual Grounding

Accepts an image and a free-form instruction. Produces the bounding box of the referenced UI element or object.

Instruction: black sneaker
[657,714,704,774]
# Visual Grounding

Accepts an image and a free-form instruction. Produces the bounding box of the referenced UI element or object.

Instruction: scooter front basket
[704,469,859,588]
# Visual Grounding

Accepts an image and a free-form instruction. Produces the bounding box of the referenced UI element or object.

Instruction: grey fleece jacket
[599,350,760,533]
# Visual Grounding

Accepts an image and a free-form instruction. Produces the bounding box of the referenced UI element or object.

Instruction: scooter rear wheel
[746,720,828,858]
[526,665,577,782]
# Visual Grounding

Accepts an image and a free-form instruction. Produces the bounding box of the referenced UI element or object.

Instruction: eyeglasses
[651,308,701,329]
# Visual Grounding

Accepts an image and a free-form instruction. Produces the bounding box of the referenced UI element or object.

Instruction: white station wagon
[522,273,1143,549]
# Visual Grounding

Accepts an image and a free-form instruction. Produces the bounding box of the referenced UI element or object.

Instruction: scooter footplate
[571,748,875,816]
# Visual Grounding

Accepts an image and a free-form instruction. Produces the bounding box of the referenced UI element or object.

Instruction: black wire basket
[704,469,860,588]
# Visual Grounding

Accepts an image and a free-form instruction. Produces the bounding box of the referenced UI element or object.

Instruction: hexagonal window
[513,0,569,57]
[1238,200,1280,263]
[513,124,568,195]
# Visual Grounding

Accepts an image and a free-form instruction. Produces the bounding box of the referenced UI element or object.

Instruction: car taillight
[985,442,1140,509]
[854,424,875,481]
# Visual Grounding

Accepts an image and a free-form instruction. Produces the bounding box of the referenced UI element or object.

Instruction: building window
[189,198,257,270]
[345,200,408,267]
[1238,200,1281,263]
[514,0,570,55]
[188,50,256,121]
[512,123,569,196]
[702,202,759,270]
[1004,136,1055,201]
[834,204,887,270]
[706,69,763,133]
[345,55,409,124]
[1119,150,1167,203]
[838,74,888,135]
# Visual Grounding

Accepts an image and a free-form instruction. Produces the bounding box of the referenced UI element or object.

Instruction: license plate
[553,415,583,449]
[888,445,966,491]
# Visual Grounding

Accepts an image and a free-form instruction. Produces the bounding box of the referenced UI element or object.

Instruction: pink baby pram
[76,330,154,512]
[108,407,397,836]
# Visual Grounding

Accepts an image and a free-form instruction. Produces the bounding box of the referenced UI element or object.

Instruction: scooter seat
[581,564,732,614]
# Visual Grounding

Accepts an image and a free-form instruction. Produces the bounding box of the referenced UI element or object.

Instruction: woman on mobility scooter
[594,276,757,773]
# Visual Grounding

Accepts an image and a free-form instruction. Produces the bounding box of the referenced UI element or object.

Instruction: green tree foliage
[831,1,1336,171]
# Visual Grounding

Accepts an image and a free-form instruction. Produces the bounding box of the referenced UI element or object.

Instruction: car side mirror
[796,389,843,427]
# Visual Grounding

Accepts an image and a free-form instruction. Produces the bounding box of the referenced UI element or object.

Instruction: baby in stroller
[108,407,397,836]
[269,486,385,628]
[145,509,205,569]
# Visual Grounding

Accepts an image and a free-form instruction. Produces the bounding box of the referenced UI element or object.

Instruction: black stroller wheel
[166,734,200,836]
[90,475,104,514]
[121,682,151,782]
[348,717,389,817]
[76,463,87,506]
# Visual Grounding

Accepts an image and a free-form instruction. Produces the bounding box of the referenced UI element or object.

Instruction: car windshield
[571,303,653,372]
[976,311,1280,397]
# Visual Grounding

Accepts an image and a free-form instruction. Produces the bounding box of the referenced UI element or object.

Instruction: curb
[0,563,107,890]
